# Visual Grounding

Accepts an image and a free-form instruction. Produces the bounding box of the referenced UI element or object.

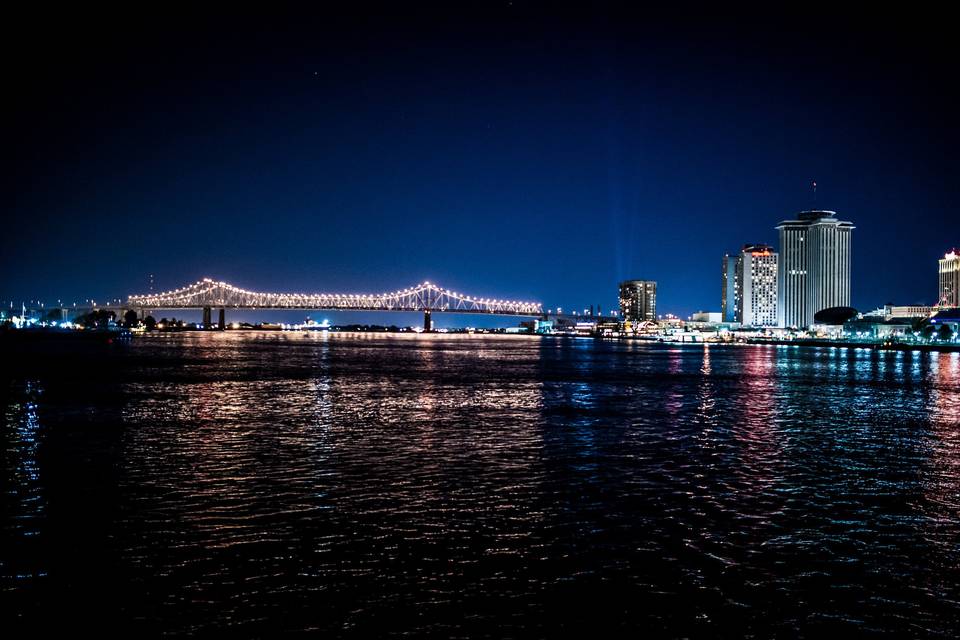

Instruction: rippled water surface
[3,333,960,636]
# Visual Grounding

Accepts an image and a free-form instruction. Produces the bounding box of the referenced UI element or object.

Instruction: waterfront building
[940,250,960,307]
[737,244,778,327]
[721,255,738,322]
[619,280,657,325]
[691,311,722,323]
[776,210,855,328]
[860,304,935,320]
[843,317,915,340]
[721,245,778,327]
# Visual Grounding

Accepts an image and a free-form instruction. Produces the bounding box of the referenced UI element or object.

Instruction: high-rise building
[737,244,779,327]
[619,280,657,324]
[776,210,855,328]
[939,250,960,308]
[721,255,738,322]
[721,245,778,326]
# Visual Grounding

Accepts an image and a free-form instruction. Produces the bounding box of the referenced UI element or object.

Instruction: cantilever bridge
[118,278,542,329]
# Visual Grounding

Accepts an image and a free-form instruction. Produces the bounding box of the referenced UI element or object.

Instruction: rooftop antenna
[811,180,817,205]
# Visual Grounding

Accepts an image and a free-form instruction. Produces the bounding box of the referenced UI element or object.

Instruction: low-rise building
[861,304,936,320]
[843,317,915,340]
[691,311,722,323]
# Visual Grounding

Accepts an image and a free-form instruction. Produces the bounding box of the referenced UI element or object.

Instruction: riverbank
[610,333,960,353]
[745,337,960,353]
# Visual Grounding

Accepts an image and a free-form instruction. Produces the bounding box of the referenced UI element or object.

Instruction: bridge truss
[126,279,542,316]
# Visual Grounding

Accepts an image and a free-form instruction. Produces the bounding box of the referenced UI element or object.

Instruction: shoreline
[744,337,960,353]
[3,328,960,354]
[611,334,960,353]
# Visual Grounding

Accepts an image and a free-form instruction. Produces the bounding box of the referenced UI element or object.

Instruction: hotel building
[737,244,779,327]
[722,245,778,327]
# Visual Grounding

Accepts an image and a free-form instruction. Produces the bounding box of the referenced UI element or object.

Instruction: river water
[2,332,959,636]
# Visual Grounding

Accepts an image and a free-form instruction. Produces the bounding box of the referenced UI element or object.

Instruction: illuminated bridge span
[125,279,542,329]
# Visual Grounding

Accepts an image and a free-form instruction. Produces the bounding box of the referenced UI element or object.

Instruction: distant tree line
[913,318,954,341]
[69,309,166,330]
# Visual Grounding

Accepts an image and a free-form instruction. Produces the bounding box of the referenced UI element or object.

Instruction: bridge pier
[202,306,212,328]
[423,310,432,332]
[218,308,225,330]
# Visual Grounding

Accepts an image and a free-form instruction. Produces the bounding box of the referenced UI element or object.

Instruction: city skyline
[4,210,960,328]
[2,214,955,324]
[4,5,958,317]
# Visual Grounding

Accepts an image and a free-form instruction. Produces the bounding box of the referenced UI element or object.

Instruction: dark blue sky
[4,3,958,319]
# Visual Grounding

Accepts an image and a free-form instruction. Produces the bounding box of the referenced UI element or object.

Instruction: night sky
[4,3,958,320]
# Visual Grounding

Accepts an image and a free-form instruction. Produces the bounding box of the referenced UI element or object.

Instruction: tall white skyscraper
[776,210,855,328]
[737,244,778,327]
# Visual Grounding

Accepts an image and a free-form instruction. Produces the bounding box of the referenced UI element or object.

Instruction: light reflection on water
[2,333,959,636]
[1,380,45,598]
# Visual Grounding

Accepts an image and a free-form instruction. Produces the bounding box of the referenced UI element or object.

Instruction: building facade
[721,255,738,322]
[721,245,778,326]
[940,250,960,307]
[860,305,935,320]
[691,311,722,323]
[619,280,657,325]
[737,244,779,327]
[776,210,855,328]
